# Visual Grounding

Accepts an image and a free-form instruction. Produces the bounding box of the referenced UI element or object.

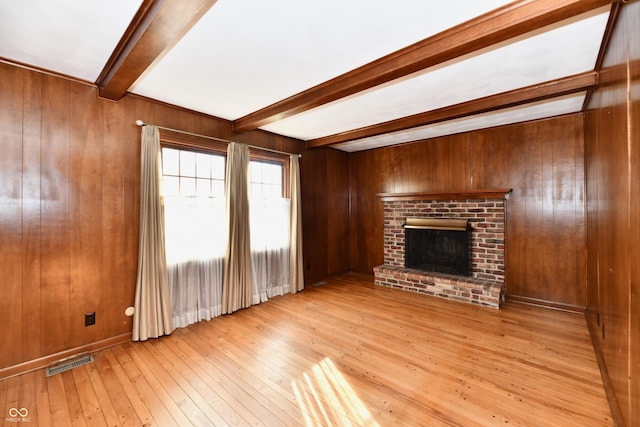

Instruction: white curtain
[165,196,225,328]
[133,125,174,341]
[251,197,291,302]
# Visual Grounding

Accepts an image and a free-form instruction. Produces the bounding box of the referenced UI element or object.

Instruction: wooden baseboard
[585,308,625,427]
[0,333,131,380]
[506,294,586,314]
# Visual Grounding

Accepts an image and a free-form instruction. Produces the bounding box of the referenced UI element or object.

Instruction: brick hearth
[374,190,510,309]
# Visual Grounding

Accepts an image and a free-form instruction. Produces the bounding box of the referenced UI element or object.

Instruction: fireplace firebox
[404,218,471,276]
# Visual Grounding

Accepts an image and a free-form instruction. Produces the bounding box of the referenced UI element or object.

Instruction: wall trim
[585,308,625,427]
[506,295,586,314]
[0,333,131,380]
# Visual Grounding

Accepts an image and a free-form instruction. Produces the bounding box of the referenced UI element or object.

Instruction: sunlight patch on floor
[292,357,379,427]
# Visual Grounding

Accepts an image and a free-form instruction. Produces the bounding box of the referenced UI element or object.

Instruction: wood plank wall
[0,63,302,372]
[300,147,350,285]
[584,1,640,425]
[348,114,587,308]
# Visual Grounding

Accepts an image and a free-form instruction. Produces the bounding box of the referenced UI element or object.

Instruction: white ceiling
[0,0,612,152]
[334,93,587,152]
[0,0,142,81]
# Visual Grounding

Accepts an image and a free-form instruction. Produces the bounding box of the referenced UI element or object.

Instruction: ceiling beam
[233,0,614,132]
[306,71,597,148]
[582,0,621,110]
[96,0,218,101]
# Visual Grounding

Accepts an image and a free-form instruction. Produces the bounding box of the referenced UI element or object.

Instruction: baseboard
[585,308,625,427]
[0,332,131,380]
[506,294,586,314]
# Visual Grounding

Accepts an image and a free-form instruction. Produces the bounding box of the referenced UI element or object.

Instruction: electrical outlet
[85,312,96,326]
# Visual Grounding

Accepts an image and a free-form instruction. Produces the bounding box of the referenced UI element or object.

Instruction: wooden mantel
[376,189,512,202]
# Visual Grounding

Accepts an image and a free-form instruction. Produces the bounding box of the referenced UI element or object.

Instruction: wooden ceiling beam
[96,0,218,101]
[233,0,614,132]
[306,71,597,148]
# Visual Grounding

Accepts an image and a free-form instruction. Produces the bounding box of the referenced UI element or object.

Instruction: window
[162,148,286,199]
[250,160,283,199]
[249,159,289,255]
[162,147,225,198]
[161,144,291,328]
[161,147,227,266]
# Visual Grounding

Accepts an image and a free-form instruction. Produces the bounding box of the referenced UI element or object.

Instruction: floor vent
[312,281,327,287]
[45,353,94,377]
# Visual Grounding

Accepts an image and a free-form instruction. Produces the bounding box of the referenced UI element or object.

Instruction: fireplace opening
[404,218,471,276]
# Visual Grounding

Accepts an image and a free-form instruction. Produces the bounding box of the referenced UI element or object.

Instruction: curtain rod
[135,120,301,158]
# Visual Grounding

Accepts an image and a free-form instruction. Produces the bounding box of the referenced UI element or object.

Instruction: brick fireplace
[373,189,511,308]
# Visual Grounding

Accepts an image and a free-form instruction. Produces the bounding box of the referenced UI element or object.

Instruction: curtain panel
[133,125,174,341]
[289,154,304,293]
[222,142,253,313]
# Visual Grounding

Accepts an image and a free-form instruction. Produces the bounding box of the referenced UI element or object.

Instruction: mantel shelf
[376,189,512,202]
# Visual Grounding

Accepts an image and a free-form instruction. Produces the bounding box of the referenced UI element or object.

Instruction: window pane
[250,160,284,199]
[251,182,262,198]
[271,184,283,199]
[212,155,225,180]
[263,184,273,199]
[212,180,224,198]
[265,163,280,184]
[180,177,196,196]
[250,162,262,182]
[162,148,180,175]
[196,178,211,197]
[196,153,211,178]
[163,176,179,196]
[180,151,196,177]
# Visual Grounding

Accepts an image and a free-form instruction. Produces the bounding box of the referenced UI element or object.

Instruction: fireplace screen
[404,218,471,276]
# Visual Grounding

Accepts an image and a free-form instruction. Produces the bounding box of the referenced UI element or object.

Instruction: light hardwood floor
[1,273,613,426]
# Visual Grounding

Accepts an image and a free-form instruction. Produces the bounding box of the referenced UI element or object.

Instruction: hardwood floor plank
[84,360,123,427]
[0,273,613,426]
[113,344,192,426]
[138,339,224,426]
[0,379,6,427]
[46,374,73,426]
[92,351,144,426]
[233,300,454,425]
[71,365,107,427]
[165,328,283,425]
[225,307,405,426]
[2,377,19,427]
[144,338,237,426]
[156,333,302,426]
[17,373,36,426]
[178,324,302,426]
[162,331,263,425]
[265,293,500,425]
[34,370,52,427]
[310,288,601,403]
[61,370,88,427]
[102,348,169,426]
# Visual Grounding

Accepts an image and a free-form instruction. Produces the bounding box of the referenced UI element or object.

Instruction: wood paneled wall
[348,114,587,307]
[584,1,640,425]
[0,63,302,373]
[300,147,350,285]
